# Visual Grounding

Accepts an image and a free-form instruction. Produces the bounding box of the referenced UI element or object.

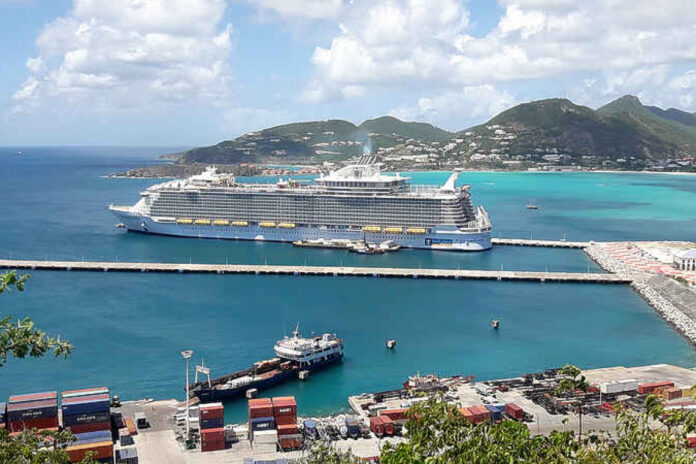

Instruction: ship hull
[110,210,492,251]
[194,354,343,402]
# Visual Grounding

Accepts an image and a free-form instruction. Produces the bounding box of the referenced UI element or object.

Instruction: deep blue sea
[1,147,695,422]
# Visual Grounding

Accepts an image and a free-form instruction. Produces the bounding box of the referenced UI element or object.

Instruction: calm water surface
[1,147,695,422]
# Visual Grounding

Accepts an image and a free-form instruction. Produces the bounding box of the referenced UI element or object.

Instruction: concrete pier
[491,238,589,248]
[0,259,632,283]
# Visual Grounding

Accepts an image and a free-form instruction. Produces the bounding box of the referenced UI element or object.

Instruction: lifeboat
[406,228,426,235]
[213,219,229,226]
[176,218,193,224]
[259,222,276,228]
[363,226,381,233]
[278,223,296,229]
[232,221,248,226]
[194,219,211,225]
[384,227,403,234]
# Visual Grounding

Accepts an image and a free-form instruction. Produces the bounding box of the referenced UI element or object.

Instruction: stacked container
[379,415,394,436]
[61,387,111,434]
[199,403,225,452]
[65,430,113,463]
[7,391,59,433]
[249,398,275,440]
[370,416,385,437]
[469,405,491,424]
[486,404,505,422]
[273,397,301,450]
[379,408,408,423]
[638,381,675,394]
[505,403,525,421]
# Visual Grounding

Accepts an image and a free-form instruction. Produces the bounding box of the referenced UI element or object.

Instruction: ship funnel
[440,171,460,193]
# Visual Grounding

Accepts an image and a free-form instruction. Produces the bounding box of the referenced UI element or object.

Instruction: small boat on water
[491,319,500,330]
[526,199,539,210]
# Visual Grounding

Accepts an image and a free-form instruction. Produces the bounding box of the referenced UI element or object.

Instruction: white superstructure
[274,328,344,369]
[109,162,492,251]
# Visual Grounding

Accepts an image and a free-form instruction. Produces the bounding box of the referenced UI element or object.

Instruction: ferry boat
[109,160,492,251]
[188,328,343,402]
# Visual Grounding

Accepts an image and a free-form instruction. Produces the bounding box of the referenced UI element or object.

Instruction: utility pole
[181,349,194,441]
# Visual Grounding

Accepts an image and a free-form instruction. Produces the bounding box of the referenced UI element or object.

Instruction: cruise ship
[189,329,343,401]
[109,161,492,251]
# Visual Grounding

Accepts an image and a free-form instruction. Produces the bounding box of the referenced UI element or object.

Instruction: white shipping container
[253,430,278,444]
[600,379,638,394]
[252,442,277,454]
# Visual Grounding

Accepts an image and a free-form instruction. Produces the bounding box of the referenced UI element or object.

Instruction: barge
[189,328,343,402]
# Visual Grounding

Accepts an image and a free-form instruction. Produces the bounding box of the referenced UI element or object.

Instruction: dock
[0,259,633,283]
[491,238,589,248]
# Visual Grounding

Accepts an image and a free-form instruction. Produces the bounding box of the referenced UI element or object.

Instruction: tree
[299,440,358,464]
[0,271,88,464]
[554,364,591,440]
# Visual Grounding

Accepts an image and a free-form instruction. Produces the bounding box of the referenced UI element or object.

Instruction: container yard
[2,364,696,463]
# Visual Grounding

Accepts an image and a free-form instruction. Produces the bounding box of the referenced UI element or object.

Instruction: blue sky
[1,0,695,146]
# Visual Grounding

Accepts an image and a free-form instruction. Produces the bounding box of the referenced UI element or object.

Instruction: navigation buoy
[386,339,397,349]
[491,319,500,330]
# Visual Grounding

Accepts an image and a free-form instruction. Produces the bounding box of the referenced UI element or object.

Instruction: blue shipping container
[63,411,111,426]
[200,417,224,429]
[74,430,112,445]
[485,405,503,421]
[250,417,275,431]
[62,400,110,416]
[7,405,58,422]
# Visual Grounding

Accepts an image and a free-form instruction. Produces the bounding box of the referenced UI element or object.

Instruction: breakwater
[632,278,696,345]
[0,259,630,283]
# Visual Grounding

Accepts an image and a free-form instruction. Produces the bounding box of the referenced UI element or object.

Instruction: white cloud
[222,106,292,134]
[390,85,516,129]
[12,0,234,113]
[303,0,696,104]
[245,0,344,20]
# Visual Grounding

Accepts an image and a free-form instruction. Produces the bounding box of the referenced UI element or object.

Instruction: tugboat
[188,325,343,401]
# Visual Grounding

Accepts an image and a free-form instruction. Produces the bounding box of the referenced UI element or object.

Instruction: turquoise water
[1,147,696,422]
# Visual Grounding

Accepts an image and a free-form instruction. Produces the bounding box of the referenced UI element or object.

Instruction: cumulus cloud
[244,0,344,20]
[390,85,516,129]
[12,0,234,113]
[303,0,696,105]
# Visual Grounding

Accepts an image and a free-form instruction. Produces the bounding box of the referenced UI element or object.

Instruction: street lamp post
[181,349,194,440]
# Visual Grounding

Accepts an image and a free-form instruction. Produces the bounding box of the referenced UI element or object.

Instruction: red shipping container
[279,437,302,450]
[272,397,297,417]
[201,427,225,438]
[275,414,296,426]
[67,441,113,462]
[380,415,394,435]
[248,398,274,419]
[202,441,226,452]
[277,423,299,436]
[8,416,59,433]
[663,388,682,400]
[370,416,384,436]
[506,403,524,421]
[470,405,491,423]
[9,391,57,404]
[68,421,111,434]
[687,435,696,448]
[460,407,475,423]
[638,381,675,394]
[200,403,224,419]
[380,408,408,422]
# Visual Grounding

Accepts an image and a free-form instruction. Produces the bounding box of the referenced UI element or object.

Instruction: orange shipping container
[277,423,299,436]
[380,408,408,422]
[460,407,475,423]
[67,441,113,462]
[638,381,675,394]
[663,388,683,400]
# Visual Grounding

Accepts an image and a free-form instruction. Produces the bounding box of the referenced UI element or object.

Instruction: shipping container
[279,437,302,450]
[9,391,57,404]
[115,447,138,464]
[201,440,226,452]
[486,405,503,422]
[638,381,675,394]
[63,396,110,416]
[663,387,682,400]
[0,402,6,426]
[200,417,224,429]
[460,407,475,423]
[275,414,296,426]
[379,408,408,422]
[201,427,225,439]
[272,397,297,417]
[345,417,360,438]
[687,435,696,449]
[200,403,224,419]
[380,415,394,435]
[66,440,113,462]
[68,421,111,434]
[252,429,278,444]
[506,403,524,421]
[250,417,275,432]
[63,411,111,426]
[8,416,59,433]
[249,398,274,419]
[277,423,299,436]
[471,405,492,423]
[7,400,58,422]
[62,387,109,399]
[370,416,385,437]
[600,379,638,394]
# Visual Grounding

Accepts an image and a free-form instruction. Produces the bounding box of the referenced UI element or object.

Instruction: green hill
[461,96,696,160]
[176,116,453,164]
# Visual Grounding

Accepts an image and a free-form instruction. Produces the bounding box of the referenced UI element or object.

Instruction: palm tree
[554,364,590,440]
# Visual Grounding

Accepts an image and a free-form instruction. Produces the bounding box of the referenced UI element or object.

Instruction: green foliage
[0,271,85,464]
[299,440,359,464]
[0,271,72,367]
